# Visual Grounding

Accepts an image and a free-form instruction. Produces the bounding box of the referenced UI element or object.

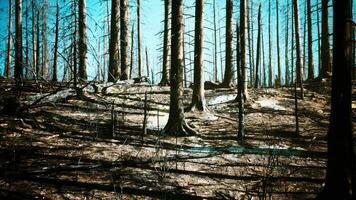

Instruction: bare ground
[0,80,331,199]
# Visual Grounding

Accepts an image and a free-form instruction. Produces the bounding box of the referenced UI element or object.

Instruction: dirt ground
[0,80,332,199]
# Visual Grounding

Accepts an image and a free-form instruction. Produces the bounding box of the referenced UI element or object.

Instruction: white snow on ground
[24,89,76,105]
[146,112,169,130]
[253,98,286,111]
[208,94,236,105]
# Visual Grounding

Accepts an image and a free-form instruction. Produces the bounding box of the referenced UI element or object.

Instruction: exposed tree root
[161,120,197,137]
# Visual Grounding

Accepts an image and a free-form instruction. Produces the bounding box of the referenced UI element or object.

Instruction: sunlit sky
[0,0,355,83]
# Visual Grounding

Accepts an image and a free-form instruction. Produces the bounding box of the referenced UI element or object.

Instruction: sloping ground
[0,81,330,199]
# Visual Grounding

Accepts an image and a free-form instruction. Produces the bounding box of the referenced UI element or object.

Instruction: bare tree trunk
[108,0,119,82]
[42,2,48,79]
[36,9,40,78]
[73,0,77,88]
[254,3,261,88]
[31,0,36,79]
[262,23,266,87]
[5,0,12,78]
[145,46,149,78]
[285,0,289,86]
[137,0,142,78]
[213,0,218,82]
[120,0,129,80]
[14,0,23,81]
[247,3,253,86]
[320,0,331,78]
[188,0,206,112]
[52,0,59,81]
[237,0,246,140]
[162,0,195,136]
[275,0,281,87]
[78,0,87,81]
[307,0,314,80]
[222,0,234,87]
[316,0,321,75]
[268,0,272,87]
[25,0,29,79]
[321,0,355,198]
[159,0,170,86]
[293,0,304,99]
[130,26,134,79]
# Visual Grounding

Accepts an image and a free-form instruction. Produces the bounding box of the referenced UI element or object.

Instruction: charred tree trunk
[5,0,12,78]
[321,0,355,198]
[320,0,331,78]
[108,0,119,82]
[78,0,87,81]
[293,0,304,99]
[307,0,314,80]
[52,0,59,82]
[120,0,129,80]
[237,0,246,141]
[254,3,261,88]
[159,0,170,86]
[162,0,196,136]
[188,0,206,112]
[275,0,281,87]
[222,0,234,88]
[14,0,23,81]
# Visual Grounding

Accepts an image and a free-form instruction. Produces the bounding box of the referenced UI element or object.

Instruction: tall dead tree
[162,0,195,136]
[42,2,48,79]
[130,26,134,79]
[108,0,120,82]
[213,0,218,82]
[31,0,36,79]
[159,0,170,86]
[320,0,331,78]
[188,0,206,112]
[320,0,355,198]
[14,0,23,81]
[120,0,130,80]
[222,0,234,87]
[5,0,12,78]
[36,9,40,77]
[25,0,29,78]
[293,0,304,99]
[52,0,59,81]
[275,0,281,86]
[268,0,272,87]
[285,0,289,86]
[254,3,261,88]
[78,0,87,81]
[237,0,246,140]
[137,0,142,78]
[307,0,314,80]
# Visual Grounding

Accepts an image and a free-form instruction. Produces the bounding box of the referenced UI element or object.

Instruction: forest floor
[0,79,339,199]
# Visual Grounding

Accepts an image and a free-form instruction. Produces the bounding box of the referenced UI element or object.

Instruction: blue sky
[0,0,355,84]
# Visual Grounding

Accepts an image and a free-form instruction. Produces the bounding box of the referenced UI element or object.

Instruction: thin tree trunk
[262,23,266,87]
[145,46,149,78]
[213,0,218,82]
[316,0,321,76]
[31,0,36,79]
[36,9,40,78]
[130,26,134,79]
[268,0,272,87]
[254,3,261,88]
[222,0,234,87]
[293,0,304,99]
[14,0,23,81]
[120,0,129,80]
[108,0,119,82]
[320,0,331,78]
[188,0,206,112]
[285,0,289,86]
[247,3,253,86]
[78,0,87,81]
[237,0,246,140]
[42,2,48,79]
[5,0,12,78]
[25,0,29,79]
[321,0,355,198]
[307,0,314,80]
[52,0,59,81]
[276,0,281,87]
[159,0,170,85]
[162,0,195,136]
[137,0,142,78]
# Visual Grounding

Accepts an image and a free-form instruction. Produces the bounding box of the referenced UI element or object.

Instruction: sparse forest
[0,0,355,199]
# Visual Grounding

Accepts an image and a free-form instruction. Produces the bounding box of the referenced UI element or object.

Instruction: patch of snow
[146,112,169,130]
[253,98,286,111]
[24,89,76,105]
[208,94,236,105]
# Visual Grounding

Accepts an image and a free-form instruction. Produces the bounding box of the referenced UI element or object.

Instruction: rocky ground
[0,80,333,199]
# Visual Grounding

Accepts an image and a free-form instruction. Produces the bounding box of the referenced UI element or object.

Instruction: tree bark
[285,0,289,86]
[5,0,12,78]
[36,9,40,78]
[41,2,48,79]
[213,0,218,83]
[188,0,206,112]
[268,0,272,87]
[222,0,234,88]
[120,0,129,80]
[14,0,23,81]
[293,0,304,99]
[307,0,314,80]
[160,0,170,86]
[254,3,261,88]
[162,0,195,136]
[275,0,281,87]
[31,0,36,79]
[320,0,331,78]
[137,0,142,78]
[321,0,355,198]
[78,0,87,81]
[108,0,119,82]
[52,0,59,82]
